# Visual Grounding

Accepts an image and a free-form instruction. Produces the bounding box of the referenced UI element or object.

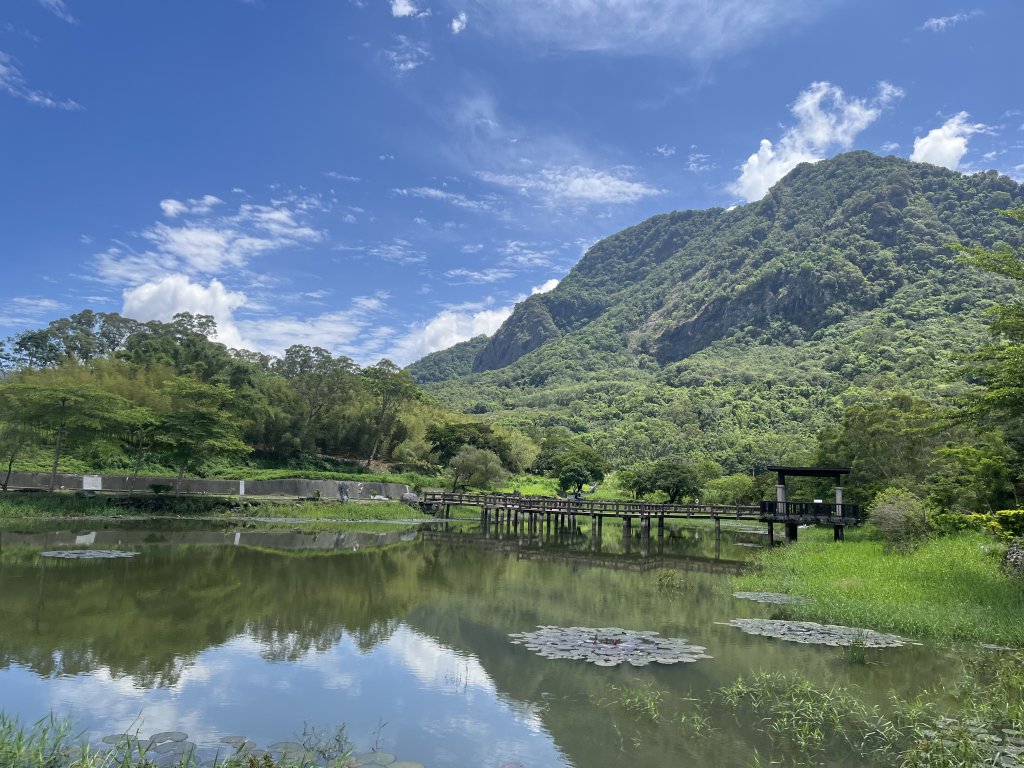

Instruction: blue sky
[2,0,1022,366]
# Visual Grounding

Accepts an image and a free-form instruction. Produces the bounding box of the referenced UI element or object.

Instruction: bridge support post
[785,522,799,543]
[658,516,664,539]
[715,517,721,560]
[767,521,774,546]
[834,524,844,542]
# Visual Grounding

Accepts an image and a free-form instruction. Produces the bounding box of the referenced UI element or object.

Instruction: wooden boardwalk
[420,492,861,544]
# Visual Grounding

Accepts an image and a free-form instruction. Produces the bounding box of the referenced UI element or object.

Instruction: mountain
[410,152,1024,472]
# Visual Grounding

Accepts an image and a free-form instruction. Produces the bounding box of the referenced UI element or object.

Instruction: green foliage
[736,531,1024,645]
[447,446,506,492]
[991,508,1024,539]
[426,421,521,471]
[867,487,932,552]
[928,511,990,536]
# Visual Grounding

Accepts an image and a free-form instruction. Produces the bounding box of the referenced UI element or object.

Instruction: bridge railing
[759,500,861,521]
[420,492,760,518]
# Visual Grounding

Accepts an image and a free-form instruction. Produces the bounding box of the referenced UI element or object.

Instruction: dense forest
[3,152,1024,512]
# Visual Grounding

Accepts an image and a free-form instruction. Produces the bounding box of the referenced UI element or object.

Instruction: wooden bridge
[420,492,861,544]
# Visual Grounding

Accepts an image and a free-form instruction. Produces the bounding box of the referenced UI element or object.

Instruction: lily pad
[509,626,712,667]
[725,618,910,647]
[150,731,188,743]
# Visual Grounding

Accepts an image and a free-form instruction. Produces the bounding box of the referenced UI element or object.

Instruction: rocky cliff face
[472,295,561,372]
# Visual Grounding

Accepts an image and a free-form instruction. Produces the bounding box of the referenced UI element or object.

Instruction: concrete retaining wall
[2,471,412,501]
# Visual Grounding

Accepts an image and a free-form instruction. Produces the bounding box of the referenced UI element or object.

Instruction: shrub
[991,509,1024,540]
[867,487,931,552]
[928,511,989,537]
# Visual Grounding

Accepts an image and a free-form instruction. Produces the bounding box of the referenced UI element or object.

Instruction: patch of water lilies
[732,591,807,605]
[86,730,424,767]
[509,625,712,667]
[723,618,910,647]
[40,549,137,559]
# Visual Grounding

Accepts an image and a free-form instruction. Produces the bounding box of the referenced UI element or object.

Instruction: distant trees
[532,429,609,493]
[621,455,714,503]
[447,446,505,492]
[0,311,450,482]
[362,360,419,467]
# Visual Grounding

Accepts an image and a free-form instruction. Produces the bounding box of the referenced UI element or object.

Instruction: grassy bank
[0,493,432,523]
[0,713,362,768]
[735,529,1024,646]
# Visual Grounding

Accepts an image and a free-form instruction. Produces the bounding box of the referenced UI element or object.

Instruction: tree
[448,446,506,492]
[361,360,419,467]
[151,377,251,493]
[426,421,522,470]
[651,456,702,504]
[0,381,132,490]
[0,416,36,491]
[273,345,357,452]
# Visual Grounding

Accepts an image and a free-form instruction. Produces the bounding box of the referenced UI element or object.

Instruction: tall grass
[736,531,1024,646]
[0,713,355,767]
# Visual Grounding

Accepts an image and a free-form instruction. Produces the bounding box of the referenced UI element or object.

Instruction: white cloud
[387,304,511,365]
[122,275,248,348]
[464,0,835,59]
[96,195,323,284]
[451,11,468,34]
[445,267,514,283]
[921,10,982,32]
[391,0,426,17]
[730,80,904,202]
[366,238,427,264]
[687,152,713,172]
[394,186,492,211]
[501,241,557,268]
[159,195,223,218]
[0,51,81,110]
[881,141,900,152]
[478,165,662,205]
[238,294,395,364]
[383,36,430,72]
[325,171,361,182]
[388,278,561,364]
[36,0,75,23]
[654,144,676,157]
[910,112,990,170]
[0,296,67,327]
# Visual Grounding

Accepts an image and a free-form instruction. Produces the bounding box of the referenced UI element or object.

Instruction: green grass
[736,530,1024,646]
[0,493,433,523]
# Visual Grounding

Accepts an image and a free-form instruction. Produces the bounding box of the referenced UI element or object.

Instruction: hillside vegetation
[410,152,1024,503]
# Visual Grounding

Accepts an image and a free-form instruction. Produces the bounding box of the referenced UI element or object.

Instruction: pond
[0,519,968,767]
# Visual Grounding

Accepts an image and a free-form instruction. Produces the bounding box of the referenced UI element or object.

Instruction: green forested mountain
[413,152,1024,491]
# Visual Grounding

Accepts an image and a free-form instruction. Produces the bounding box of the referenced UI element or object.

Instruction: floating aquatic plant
[40,550,137,559]
[509,625,712,667]
[724,619,909,647]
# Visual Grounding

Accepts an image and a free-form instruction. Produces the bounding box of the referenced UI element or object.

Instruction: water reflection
[0,522,957,768]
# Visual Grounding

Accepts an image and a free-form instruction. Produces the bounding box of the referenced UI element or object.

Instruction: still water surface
[0,520,956,766]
